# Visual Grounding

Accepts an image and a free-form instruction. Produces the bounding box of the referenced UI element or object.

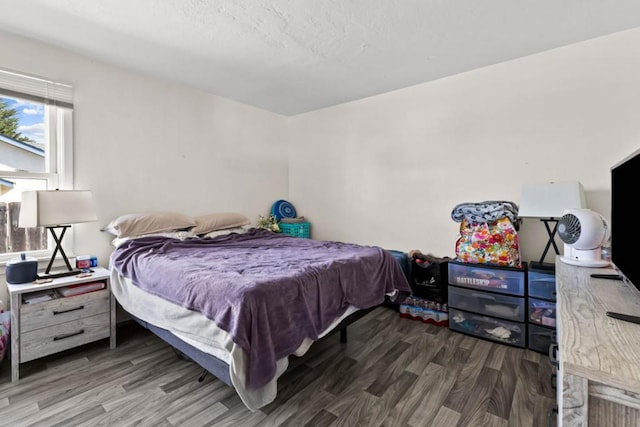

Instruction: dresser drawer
[20,312,110,362]
[528,270,556,301]
[449,307,526,347]
[20,289,109,333]
[447,262,525,296]
[448,285,525,322]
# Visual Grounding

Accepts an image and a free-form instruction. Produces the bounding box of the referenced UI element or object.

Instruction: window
[0,68,73,262]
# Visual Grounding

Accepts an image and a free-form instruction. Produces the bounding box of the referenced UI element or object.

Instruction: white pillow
[103,211,196,238]
[192,212,251,235]
[111,230,195,248]
[201,227,249,239]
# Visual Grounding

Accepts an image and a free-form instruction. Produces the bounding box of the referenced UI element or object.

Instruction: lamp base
[37,269,83,280]
[42,225,77,279]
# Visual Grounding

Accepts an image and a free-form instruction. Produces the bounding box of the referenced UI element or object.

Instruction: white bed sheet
[109,268,358,411]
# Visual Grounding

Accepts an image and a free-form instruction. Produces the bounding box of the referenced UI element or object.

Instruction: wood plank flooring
[0,306,556,426]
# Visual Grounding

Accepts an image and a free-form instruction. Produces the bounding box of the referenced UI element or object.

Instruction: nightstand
[6,266,116,381]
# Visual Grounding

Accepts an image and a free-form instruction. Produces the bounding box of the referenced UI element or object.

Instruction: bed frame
[128,305,377,387]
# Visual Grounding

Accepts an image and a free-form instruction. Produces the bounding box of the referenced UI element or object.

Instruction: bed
[107,220,410,411]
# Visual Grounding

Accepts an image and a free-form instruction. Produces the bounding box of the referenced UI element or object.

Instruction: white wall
[0,31,289,307]
[289,27,640,264]
[2,27,640,307]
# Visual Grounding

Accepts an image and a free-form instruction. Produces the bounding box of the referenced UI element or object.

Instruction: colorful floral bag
[452,201,522,268]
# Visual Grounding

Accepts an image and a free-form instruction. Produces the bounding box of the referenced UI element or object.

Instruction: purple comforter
[110,228,410,389]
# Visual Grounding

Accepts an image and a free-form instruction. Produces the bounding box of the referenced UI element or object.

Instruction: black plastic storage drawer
[528,297,556,328]
[528,270,556,301]
[448,285,525,322]
[449,307,526,348]
[528,323,554,354]
[447,261,526,296]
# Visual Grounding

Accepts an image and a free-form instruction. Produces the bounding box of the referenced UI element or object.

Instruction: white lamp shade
[19,190,97,227]
[518,181,586,219]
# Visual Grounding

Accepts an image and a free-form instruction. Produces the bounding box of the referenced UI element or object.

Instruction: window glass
[0,96,46,173]
[0,94,66,259]
[0,178,48,253]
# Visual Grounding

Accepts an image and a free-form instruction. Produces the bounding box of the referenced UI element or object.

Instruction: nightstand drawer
[21,312,110,362]
[21,289,109,333]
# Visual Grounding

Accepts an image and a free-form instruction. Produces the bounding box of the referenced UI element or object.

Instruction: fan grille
[558,213,581,244]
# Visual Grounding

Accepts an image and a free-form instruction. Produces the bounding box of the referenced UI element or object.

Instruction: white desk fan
[558,208,610,267]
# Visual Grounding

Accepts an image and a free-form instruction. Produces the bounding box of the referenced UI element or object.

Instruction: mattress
[108,229,410,410]
[110,269,359,411]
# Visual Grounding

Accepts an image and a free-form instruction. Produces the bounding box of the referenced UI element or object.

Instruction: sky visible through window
[2,96,45,146]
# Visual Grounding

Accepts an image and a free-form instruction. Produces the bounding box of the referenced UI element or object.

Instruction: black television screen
[611,148,640,291]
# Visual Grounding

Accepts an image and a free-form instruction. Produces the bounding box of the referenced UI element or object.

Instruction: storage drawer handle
[547,405,558,427]
[471,293,496,301]
[549,342,559,366]
[551,372,557,389]
[53,329,85,341]
[53,305,85,315]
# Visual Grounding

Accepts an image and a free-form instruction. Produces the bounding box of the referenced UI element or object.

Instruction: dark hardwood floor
[0,306,556,426]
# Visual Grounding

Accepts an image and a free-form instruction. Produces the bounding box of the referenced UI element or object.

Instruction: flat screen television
[611,147,640,291]
[607,147,640,324]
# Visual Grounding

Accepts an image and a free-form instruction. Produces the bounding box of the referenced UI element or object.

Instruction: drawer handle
[471,293,496,301]
[549,342,559,366]
[53,305,85,315]
[53,329,85,341]
[547,405,558,427]
[551,372,557,389]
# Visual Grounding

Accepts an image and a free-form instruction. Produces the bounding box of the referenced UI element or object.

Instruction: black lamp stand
[530,218,560,271]
[39,225,81,279]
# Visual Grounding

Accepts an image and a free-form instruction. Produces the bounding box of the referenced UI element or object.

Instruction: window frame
[0,70,74,265]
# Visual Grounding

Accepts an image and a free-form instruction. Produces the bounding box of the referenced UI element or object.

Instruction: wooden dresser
[556,258,640,426]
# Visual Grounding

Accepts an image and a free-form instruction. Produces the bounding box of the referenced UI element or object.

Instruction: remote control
[606,311,640,324]
[590,274,623,280]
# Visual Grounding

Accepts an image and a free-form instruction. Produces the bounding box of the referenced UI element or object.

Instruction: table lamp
[19,189,97,278]
[519,181,586,269]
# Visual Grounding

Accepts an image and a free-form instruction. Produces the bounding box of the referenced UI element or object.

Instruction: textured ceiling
[1,0,640,116]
